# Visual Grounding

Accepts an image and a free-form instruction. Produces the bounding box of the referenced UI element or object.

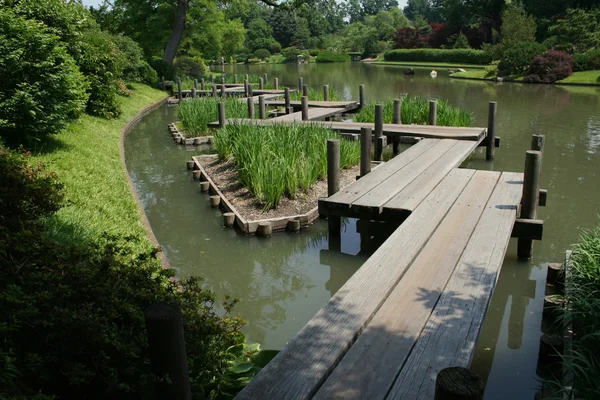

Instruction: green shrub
[383,48,492,64]
[253,48,271,60]
[452,32,470,49]
[149,57,176,81]
[315,50,350,63]
[498,41,546,77]
[484,61,499,78]
[173,56,206,79]
[309,48,320,57]
[282,46,301,62]
[573,49,600,72]
[213,124,360,209]
[0,146,244,399]
[0,10,89,138]
[235,53,248,63]
[355,96,472,127]
[111,34,158,85]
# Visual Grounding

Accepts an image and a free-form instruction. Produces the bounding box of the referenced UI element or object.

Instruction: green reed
[289,87,340,101]
[178,97,254,136]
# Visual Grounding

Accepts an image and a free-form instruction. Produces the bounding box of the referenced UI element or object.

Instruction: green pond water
[124,62,600,399]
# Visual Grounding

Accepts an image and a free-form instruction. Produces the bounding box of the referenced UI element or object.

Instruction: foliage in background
[0,10,89,139]
[315,50,351,63]
[178,97,253,136]
[355,95,473,127]
[547,8,600,54]
[524,51,574,83]
[282,46,302,62]
[111,33,158,85]
[213,124,360,209]
[384,48,492,64]
[498,41,546,77]
[573,49,600,72]
[174,56,207,79]
[253,48,271,60]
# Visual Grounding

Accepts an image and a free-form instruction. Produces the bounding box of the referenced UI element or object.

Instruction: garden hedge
[383,49,492,64]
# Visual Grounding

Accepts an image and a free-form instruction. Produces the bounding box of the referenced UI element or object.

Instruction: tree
[499,6,537,51]
[403,0,431,21]
[453,32,470,48]
[392,27,430,48]
[360,0,399,16]
[221,19,247,60]
[269,8,300,48]
[547,8,600,53]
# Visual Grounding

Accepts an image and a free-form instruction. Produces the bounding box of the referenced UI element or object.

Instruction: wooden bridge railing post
[359,84,365,108]
[486,101,497,161]
[144,303,192,400]
[298,76,304,91]
[245,74,249,81]
[284,87,291,113]
[259,95,266,119]
[324,85,329,101]
[302,84,309,98]
[518,149,542,259]
[301,96,309,121]
[259,78,264,90]
[435,367,484,400]
[177,77,182,100]
[194,79,198,89]
[221,75,225,86]
[201,77,205,90]
[274,77,279,90]
[360,127,372,177]
[247,96,254,119]
[218,102,226,128]
[327,139,340,196]
[161,76,166,91]
[375,104,384,161]
[429,100,437,126]
[392,99,402,156]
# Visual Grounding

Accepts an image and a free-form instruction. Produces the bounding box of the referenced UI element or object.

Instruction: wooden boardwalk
[263,100,359,110]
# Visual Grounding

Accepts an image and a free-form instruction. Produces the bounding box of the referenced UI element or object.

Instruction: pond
[124,62,600,399]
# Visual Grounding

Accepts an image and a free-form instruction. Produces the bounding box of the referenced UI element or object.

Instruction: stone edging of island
[168,122,213,145]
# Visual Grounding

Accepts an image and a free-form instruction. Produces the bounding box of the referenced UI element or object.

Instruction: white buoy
[430,70,438,77]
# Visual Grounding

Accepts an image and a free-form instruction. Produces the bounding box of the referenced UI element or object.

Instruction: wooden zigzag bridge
[173,75,547,399]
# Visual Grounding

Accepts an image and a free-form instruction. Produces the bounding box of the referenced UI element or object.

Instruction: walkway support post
[284,88,291,113]
[303,84,309,97]
[434,367,484,400]
[259,95,266,119]
[359,84,365,108]
[429,100,437,126]
[218,102,226,128]
[191,88,196,99]
[161,76,166,90]
[263,73,268,85]
[301,96,309,121]
[244,78,249,97]
[221,75,225,86]
[259,78,264,90]
[392,99,402,156]
[486,101,497,161]
[234,74,238,84]
[220,84,226,97]
[194,79,198,89]
[327,139,340,196]
[531,134,545,154]
[298,77,304,91]
[201,77,205,90]
[360,127,372,177]
[210,75,215,85]
[211,85,217,98]
[247,96,254,119]
[177,77,182,100]
[248,85,253,98]
[518,149,542,259]
[274,78,279,90]
[375,104,384,161]
[324,85,330,101]
[144,303,192,400]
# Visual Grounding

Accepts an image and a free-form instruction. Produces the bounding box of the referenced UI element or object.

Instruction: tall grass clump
[354,95,472,127]
[213,123,360,209]
[178,97,254,136]
[290,87,340,101]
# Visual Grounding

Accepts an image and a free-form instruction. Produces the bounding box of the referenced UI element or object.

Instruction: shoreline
[450,73,600,87]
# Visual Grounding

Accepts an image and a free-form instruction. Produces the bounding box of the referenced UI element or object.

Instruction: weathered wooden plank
[511,218,543,240]
[387,171,524,400]
[271,107,347,122]
[264,100,359,109]
[323,139,439,210]
[235,168,477,400]
[350,140,457,213]
[314,170,499,400]
[383,139,480,212]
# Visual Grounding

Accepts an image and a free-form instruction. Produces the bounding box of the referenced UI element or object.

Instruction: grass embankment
[179,97,254,135]
[355,95,473,127]
[213,124,360,209]
[450,70,600,85]
[450,70,491,79]
[30,83,166,248]
[371,60,487,69]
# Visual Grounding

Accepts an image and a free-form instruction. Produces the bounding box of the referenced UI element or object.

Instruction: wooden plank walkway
[263,100,359,110]
[270,108,348,122]
[236,167,525,400]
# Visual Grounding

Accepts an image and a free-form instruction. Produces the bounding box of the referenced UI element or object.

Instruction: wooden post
[359,84,365,108]
[245,74,249,81]
[186,160,194,170]
[210,75,215,85]
[211,85,217,97]
[263,73,268,85]
[434,367,484,400]
[161,76,166,90]
[218,102,226,128]
[244,78,249,97]
[301,96,309,121]
[200,181,210,192]
[220,75,225,85]
[284,87,291,112]
[287,218,301,233]
[194,79,198,89]
[144,303,192,400]
[374,104,384,161]
[234,74,238,84]
[259,95,266,119]
[247,96,254,119]
[518,150,542,259]
[287,106,294,115]
[192,170,201,180]
[191,87,196,98]
[302,84,309,97]
[257,222,272,237]
[360,127,372,177]
[392,99,402,156]
[486,101,497,161]
[324,84,329,101]
[201,77,205,90]
[259,78,264,90]
[298,76,303,91]
[177,77,182,100]
[327,139,340,196]
[220,84,226,97]
[429,100,437,126]
[274,77,279,90]
[209,195,221,208]
[531,134,545,154]
[223,212,235,227]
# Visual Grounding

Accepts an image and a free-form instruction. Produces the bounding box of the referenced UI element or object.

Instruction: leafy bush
[524,50,573,83]
[315,50,350,63]
[452,32,470,49]
[573,49,600,72]
[149,57,176,81]
[384,48,492,64]
[484,61,500,78]
[111,34,157,85]
[235,53,249,63]
[309,48,320,57]
[282,46,301,62]
[392,27,430,49]
[0,146,245,399]
[173,56,206,79]
[253,48,271,60]
[0,10,89,138]
[497,41,546,77]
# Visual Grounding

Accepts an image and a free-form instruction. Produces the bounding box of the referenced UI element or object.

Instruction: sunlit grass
[178,97,255,136]
[213,123,360,209]
[289,87,340,101]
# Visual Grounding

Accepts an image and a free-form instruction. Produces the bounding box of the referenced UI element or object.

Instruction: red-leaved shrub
[392,28,430,49]
[525,50,574,83]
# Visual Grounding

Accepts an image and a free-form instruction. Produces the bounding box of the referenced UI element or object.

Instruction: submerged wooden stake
[287,218,301,233]
[186,161,194,170]
[192,170,201,180]
[209,195,221,208]
[429,100,438,126]
[199,181,210,192]
[360,127,372,177]
[375,104,384,161]
[486,101,497,160]
[327,139,340,196]
[301,96,309,121]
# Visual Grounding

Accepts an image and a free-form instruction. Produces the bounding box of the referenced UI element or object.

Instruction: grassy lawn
[450,70,491,79]
[370,60,488,69]
[558,70,600,84]
[30,83,166,248]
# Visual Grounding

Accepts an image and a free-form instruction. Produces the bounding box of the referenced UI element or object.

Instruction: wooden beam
[477,136,500,148]
[539,189,547,206]
[511,218,543,240]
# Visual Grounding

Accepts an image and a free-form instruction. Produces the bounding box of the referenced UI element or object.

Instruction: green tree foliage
[453,32,471,49]
[499,6,537,51]
[573,49,600,71]
[315,50,351,62]
[282,46,301,62]
[269,8,299,48]
[0,10,89,138]
[404,0,431,21]
[111,34,158,85]
[547,8,600,53]
[360,0,399,16]
[253,48,271,60]
[498,41,546,76]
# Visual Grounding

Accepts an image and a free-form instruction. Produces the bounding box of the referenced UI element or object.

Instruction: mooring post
[429,100,438,126]
[359,84,365,108]
[301,96,309,121]
[259,95,266,119]
[218,102,226,128]
[518,150,542,259]
[375,104,384,161]
[161,76,166,91]
[486,101,497,161]
[259,77,264,90]
[274,77,279,90]
[177,77,182,100]
[324,84,330,101]
[247,96,254,119]
[234,74,238,84]
[263,73,268,85]
[191,87,196,99]
[434,367,484,400]
[298,76,304,91]
[211,85,217,98]
[200,77,205,90]
[194,79,198,89]
[144,303,192,400]
[392,99,402,156]
[327,139,341,196]
[302,84,309,97]
[360,127,372,177]
[284,87,291,112]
